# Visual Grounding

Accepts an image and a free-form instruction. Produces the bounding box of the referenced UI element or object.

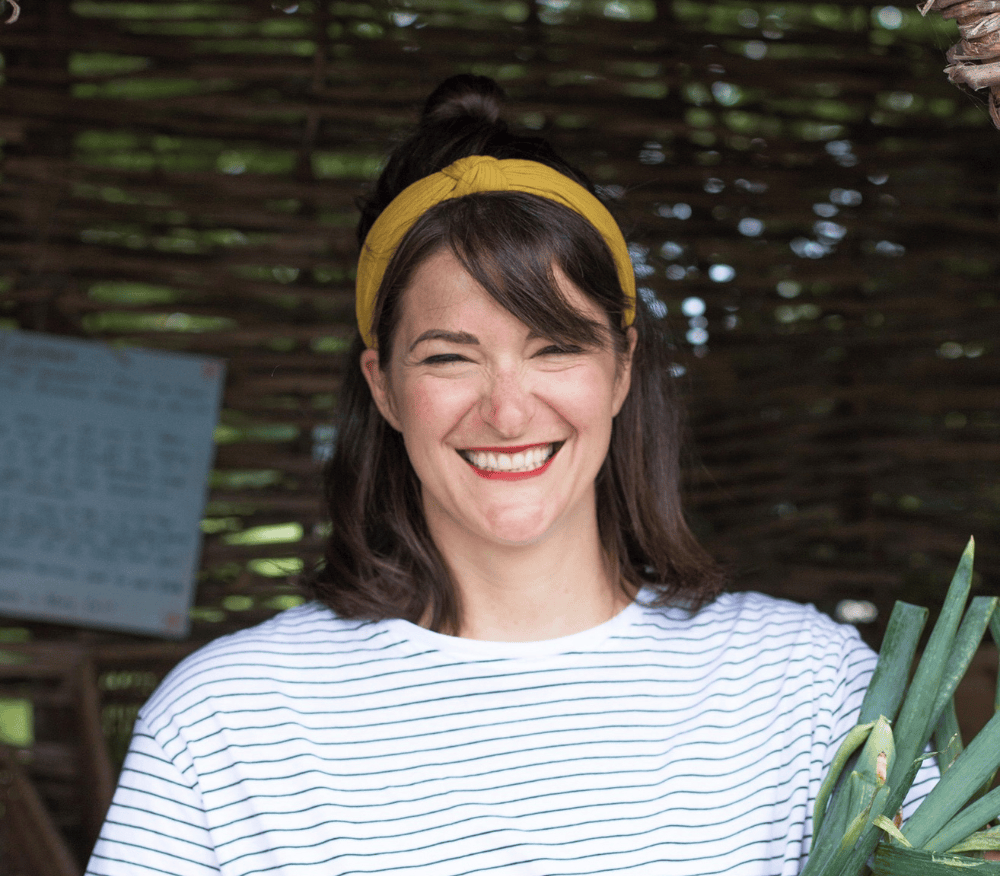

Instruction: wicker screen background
[2,0,999,645]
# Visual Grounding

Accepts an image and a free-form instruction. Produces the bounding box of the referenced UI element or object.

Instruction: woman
[86,76,935,876]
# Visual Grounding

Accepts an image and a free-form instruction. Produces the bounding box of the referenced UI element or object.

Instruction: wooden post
[75,655,116,851]
[0,745,80,876]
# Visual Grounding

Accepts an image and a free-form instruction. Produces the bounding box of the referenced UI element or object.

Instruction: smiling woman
[86,76,937,876]
[311,77,723,637]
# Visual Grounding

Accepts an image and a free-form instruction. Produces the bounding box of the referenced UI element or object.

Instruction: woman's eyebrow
[409,329,479,352]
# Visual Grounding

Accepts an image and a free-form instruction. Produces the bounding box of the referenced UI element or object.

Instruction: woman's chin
[453,504,558,548]
[477,510,554,546]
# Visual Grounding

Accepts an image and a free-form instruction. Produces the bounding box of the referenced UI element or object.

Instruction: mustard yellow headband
[355,155,637,348]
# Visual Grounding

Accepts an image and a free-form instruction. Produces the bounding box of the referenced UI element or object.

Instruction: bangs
[374,192,628,357]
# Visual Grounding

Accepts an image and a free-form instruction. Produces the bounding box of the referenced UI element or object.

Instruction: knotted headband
[355,155,637,348]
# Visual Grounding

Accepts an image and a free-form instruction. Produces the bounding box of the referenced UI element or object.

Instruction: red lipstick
[459,442,561,481]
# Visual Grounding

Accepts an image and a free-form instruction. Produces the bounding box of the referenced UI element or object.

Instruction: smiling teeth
[464,444,555,473]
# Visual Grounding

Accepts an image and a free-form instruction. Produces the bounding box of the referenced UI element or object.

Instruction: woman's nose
[479,369,532,436]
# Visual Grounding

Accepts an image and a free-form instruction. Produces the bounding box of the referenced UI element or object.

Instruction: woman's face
[361,248,635,552]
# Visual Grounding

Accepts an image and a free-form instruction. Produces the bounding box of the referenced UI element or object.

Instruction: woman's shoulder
[706,590,853,630]
[636,589,871,664]
[138,602,391,728]
[650,589,851,630]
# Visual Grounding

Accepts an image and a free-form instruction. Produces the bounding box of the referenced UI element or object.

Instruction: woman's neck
[426,510,635,642]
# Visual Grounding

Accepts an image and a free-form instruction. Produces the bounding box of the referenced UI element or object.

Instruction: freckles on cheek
[406,379,468,431]
[407,382,440,424]
[552,370,613,422]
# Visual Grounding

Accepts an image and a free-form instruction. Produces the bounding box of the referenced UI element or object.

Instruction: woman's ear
[360,348,403,432]
[612,326,638,415]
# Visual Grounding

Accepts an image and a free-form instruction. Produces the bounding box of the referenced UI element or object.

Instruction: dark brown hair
[303,75,724,630]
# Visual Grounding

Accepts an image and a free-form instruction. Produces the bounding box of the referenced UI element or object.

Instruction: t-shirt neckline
[383,592,650,660]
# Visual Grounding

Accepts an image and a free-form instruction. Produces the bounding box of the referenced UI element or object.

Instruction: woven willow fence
[1,0,999,869]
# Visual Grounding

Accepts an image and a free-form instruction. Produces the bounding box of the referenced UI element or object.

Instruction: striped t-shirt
[86,590,937,876]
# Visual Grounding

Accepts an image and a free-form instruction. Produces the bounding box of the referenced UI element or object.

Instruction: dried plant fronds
[922,0,1000,128]
[2,0,20,25]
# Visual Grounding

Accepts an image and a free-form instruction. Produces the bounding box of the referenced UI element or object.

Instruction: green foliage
[248,557,304,577]
[311,152,384,180]
[265,594,307,611]
[69,52,150,76]
[88,282,182,305]
[223,523,304,546]
[598,0,656,21]
[214,423,300,444]
[73,2,238,19]
[217,149,297,175]
[193,37,318,55]
[81,311,236,333]
[209,469,285,489]
[221,595,255,612]
[74,77,234,100]
[0,699,32,747]
[188,606,227,623]
[201,517,243,535]
[0,629,30,644]
[310,336,351,354]
[623,81,669,99]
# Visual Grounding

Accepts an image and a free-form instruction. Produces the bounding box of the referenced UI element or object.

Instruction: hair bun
[422,74,506,125]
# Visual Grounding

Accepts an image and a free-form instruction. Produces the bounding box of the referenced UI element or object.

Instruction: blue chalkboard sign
[0,330,225,638]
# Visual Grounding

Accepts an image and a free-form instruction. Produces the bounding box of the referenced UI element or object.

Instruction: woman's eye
[538,344,583,356]
[421,353,467,365]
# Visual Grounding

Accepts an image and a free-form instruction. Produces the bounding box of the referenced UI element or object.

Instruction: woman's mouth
[457,442,562,479]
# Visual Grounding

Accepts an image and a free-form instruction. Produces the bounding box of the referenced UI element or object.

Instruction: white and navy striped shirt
[86,591,936,876]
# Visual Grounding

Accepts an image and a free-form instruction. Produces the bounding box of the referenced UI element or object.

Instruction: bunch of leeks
[800,537,1000,876]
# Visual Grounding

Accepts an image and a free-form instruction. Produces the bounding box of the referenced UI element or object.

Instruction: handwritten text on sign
[0,330,224,637]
